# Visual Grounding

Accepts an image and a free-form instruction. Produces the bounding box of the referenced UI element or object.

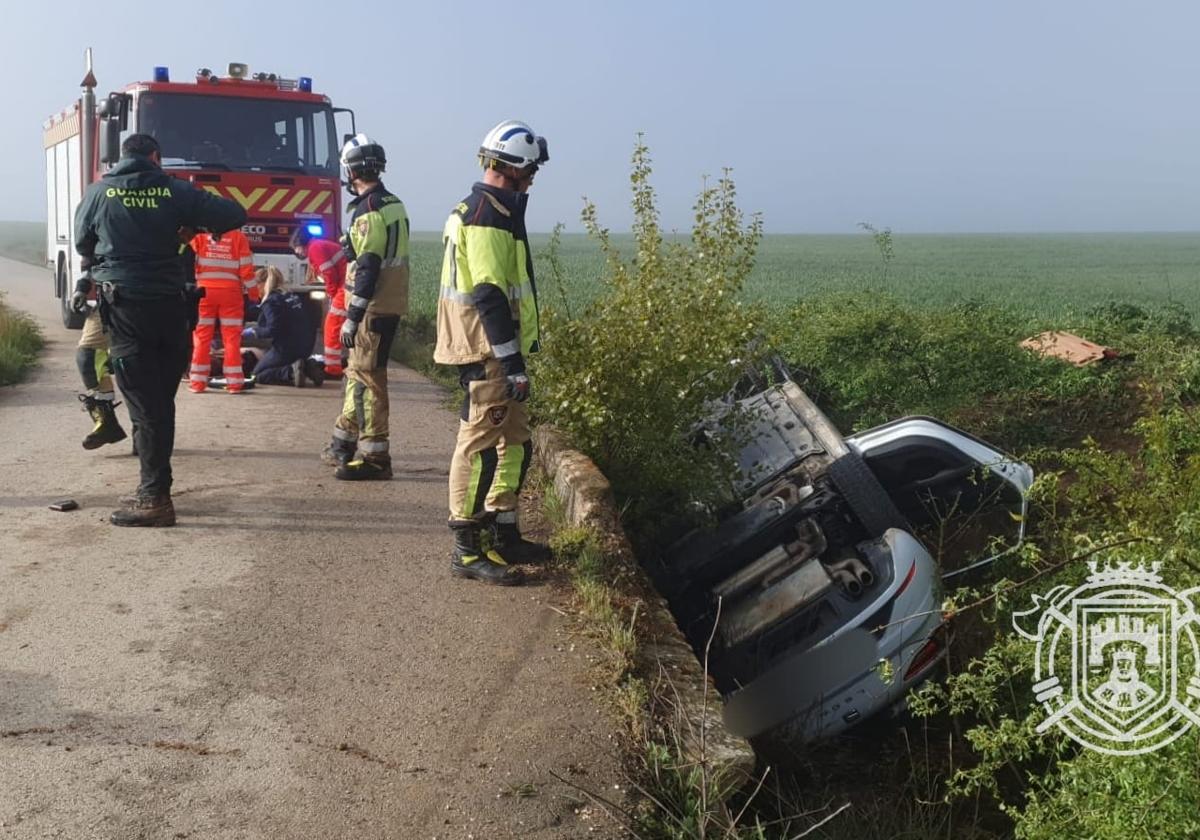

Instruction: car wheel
[827,451,907,537]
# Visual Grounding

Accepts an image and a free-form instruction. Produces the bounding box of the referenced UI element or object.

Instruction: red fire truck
[44,51,354,328]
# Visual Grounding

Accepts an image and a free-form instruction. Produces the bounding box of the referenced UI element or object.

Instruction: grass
[404,230,1200,322]
[0,292,43,385]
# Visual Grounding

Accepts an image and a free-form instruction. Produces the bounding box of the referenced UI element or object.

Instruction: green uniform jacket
[343,183,410,320]
[74,155,246,299]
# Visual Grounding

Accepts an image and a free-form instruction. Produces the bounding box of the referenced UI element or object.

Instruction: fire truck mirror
[99,118,122,165]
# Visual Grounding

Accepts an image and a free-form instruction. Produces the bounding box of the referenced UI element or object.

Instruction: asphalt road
[0,257,626,839]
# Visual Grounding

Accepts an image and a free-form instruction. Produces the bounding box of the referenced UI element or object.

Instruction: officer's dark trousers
[103,295,190,497]
[253,345,306,385]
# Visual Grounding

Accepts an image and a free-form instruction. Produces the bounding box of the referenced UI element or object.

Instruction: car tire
[827,450,907,537]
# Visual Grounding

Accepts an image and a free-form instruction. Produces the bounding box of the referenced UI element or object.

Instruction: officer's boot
[292,360,306,388]
[450,521,523,586]
[80,393,128,450]
[335,455,393,481]
[489,512,552,565]
[320,436,356,468]
[110,493,176,527]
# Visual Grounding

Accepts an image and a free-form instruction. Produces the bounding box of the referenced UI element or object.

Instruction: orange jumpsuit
[307,238,348,377]
[189,230,256,393]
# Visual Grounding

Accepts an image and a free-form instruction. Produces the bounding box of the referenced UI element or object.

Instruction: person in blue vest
[242,267,323,386]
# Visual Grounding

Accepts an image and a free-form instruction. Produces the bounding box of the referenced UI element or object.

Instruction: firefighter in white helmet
[319,134,411,479]
[434,120,550,586]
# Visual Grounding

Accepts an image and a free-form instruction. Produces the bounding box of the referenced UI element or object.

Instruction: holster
[97,282,118,328]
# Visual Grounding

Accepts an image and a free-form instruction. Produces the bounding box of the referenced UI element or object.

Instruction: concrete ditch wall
[532,426,756,783]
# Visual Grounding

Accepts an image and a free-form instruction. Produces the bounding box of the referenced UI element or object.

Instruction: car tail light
[904,626,947,682]
[895,560,917,597]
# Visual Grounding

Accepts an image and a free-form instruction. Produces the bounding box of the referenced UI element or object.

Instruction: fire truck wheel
[59,262,86,330]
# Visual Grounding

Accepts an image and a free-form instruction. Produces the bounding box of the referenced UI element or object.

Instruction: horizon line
[5,218,1200,238]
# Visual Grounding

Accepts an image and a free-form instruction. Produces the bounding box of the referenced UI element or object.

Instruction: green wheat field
[8,222,1200,320]
[409,230,1200,321]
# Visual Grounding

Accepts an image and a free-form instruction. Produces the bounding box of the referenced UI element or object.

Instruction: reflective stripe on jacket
[434,182,539,366]
[344,183,410,318]
[192,230,255,292]
[307,238,347,297]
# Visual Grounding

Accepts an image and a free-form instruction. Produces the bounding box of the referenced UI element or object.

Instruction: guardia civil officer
[434,121,550,585]
[72,134,246,526]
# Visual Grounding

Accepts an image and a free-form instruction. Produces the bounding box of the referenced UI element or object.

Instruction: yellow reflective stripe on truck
[199,186,335,215]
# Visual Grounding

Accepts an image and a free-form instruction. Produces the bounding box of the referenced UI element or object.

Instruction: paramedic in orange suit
[188,229,256,393]
[291,224,347,378]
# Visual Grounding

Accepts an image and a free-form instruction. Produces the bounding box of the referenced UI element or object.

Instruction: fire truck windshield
[139,93,338,176]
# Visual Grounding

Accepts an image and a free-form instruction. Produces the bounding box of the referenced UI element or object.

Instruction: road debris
[1020,331,1120,366]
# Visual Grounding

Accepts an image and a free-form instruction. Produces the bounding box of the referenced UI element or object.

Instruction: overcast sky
[7,0,1200,233]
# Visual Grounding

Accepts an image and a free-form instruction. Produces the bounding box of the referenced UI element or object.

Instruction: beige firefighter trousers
[448,358,532,523]
[332,312,400,461]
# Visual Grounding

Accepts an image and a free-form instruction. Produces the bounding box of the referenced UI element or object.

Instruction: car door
[846,417,1034,578]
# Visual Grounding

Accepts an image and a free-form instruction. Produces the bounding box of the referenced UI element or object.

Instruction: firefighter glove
[71,275,93,314]
[505,373,531,403]
[339,318,359,349]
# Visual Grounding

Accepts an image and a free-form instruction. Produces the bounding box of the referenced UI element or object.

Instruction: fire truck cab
[44,54,354,329]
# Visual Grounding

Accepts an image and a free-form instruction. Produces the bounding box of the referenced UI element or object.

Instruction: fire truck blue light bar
[154,66,170,83]
[299,77,313,92]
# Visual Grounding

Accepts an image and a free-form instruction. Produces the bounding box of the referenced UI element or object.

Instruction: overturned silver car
[649,375,1032,750]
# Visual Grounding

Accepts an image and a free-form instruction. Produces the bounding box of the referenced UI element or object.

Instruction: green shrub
[775,294,1140,450]
[531,139,765,529]
[0,294,42,386]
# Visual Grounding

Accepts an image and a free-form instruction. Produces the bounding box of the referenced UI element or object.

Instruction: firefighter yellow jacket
[435,182,539,366]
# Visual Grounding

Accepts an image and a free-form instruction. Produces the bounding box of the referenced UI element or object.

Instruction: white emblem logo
[1013,560,1200,755]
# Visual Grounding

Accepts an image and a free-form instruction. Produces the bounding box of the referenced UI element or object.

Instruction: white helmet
[340,133,386,181]
[478,120,549,170]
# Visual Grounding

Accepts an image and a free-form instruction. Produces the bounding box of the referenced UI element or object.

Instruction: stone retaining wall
[532,426,756,783]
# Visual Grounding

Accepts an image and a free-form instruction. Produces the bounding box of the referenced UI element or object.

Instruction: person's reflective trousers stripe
[323,287,347,374]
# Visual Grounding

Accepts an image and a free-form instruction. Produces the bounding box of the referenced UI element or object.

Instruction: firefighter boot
[489,515,552,565]
[110,493,176,527]
[80,394,127,450]
[320,437,355,467]
[450,522,523,586]
[335,456,393,481]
